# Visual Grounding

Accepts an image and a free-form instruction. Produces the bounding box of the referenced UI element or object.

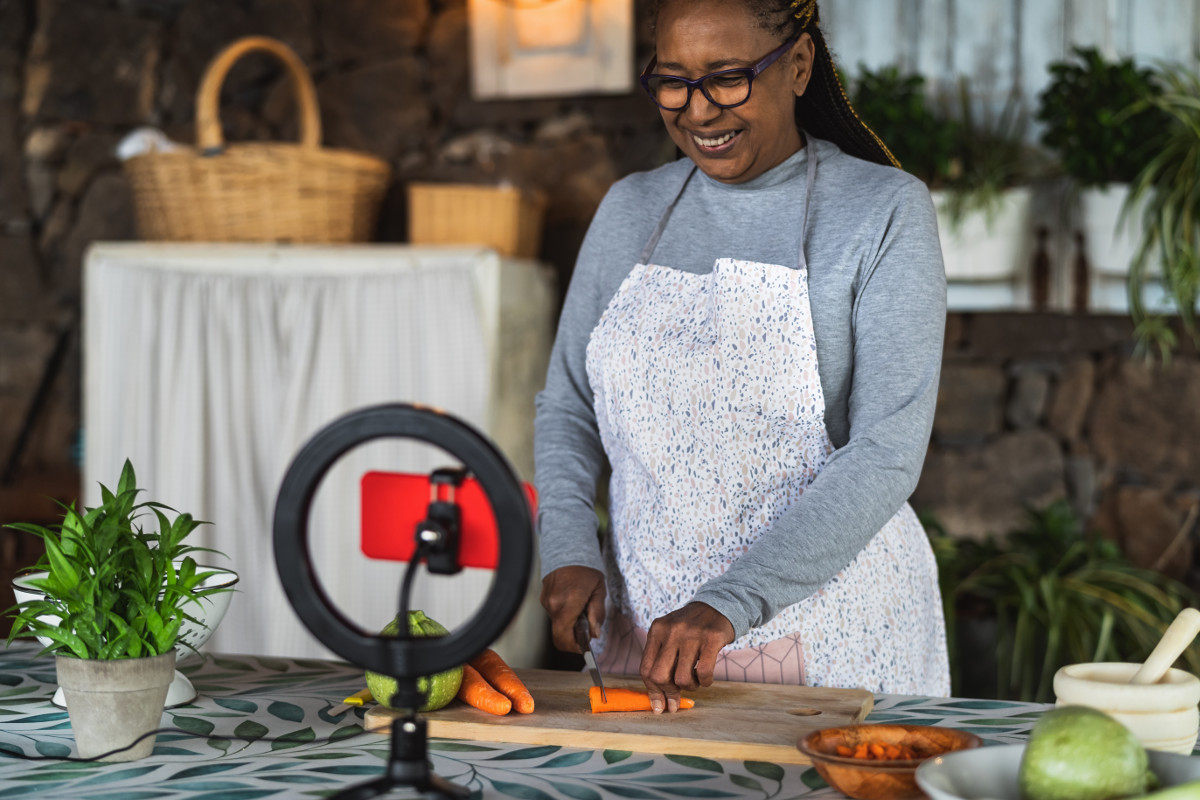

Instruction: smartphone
[360,471,537,569]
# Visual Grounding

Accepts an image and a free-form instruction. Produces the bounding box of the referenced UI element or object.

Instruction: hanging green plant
[1121,63,1200,361]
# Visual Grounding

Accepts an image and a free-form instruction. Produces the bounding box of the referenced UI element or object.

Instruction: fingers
[586,591,606,641]
[640,602,735,712]
[637,632,673,714]
[539,566,606,653]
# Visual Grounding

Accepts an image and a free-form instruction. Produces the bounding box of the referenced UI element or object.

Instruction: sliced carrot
[470,649,535,714]
[588,686,695,713]
[457,664,512,715]
[840,741,919,761]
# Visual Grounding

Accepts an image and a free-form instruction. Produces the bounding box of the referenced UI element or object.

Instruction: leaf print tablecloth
[0,641,1051,799]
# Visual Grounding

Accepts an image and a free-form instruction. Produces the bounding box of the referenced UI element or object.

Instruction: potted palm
[6,460,235,761]
[930,501,1200,703]
[1122,62,1200,360]
[1036,46,1170,318]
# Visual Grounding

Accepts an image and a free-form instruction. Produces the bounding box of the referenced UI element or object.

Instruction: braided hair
[647,0,900,169]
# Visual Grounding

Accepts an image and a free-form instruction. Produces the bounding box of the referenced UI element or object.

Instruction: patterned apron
[584,143,950,695]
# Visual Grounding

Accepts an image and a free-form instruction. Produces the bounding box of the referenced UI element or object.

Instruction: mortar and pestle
[1053,608,1200,754]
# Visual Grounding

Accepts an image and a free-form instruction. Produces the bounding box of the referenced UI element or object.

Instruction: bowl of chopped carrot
[798,724,983,800]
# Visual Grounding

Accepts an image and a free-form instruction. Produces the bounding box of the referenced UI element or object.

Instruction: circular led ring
[272,403,534,678]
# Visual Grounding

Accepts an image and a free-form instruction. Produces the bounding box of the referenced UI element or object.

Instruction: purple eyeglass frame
[639,35,800,111]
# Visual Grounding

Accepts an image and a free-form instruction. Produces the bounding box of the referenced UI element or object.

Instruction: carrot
[588,686,696,713]
[457,664,512,715]
[469,649,535,714]
[839,741,918,761]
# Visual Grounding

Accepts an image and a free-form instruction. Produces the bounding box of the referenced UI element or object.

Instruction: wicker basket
[124,36,392,243]
[407,182,546,259]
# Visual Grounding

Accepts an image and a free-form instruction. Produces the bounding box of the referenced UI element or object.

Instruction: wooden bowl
[798,724,984,800]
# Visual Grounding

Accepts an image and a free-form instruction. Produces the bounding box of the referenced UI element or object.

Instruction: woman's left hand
[639,602,734,713]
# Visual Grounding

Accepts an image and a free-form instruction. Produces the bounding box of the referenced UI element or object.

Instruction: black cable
[396,542,428,641]
[0,723,375,763]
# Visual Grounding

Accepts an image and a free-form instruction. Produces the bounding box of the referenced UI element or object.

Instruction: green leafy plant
[6,460,228,660]
[1037,47,1169,188]
[851,65,959,186]
[931,500,1200,703]
[938,80,1037,230]
[850,67,1035,230]
[1121,62,1200,361]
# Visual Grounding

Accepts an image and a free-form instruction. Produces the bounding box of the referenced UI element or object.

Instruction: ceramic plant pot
[16,567,238,708]
[55,651,176,761]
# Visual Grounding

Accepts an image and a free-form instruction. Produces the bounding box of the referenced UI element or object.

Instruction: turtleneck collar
[692,135,818,192]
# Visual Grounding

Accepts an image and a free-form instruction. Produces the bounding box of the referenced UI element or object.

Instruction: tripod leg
[330,714,470,800]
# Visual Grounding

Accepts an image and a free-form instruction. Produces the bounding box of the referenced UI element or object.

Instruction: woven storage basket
[408,183,545,259]
[124,36,391,243]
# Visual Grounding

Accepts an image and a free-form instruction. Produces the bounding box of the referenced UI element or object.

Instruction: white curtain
[83,244,551,665]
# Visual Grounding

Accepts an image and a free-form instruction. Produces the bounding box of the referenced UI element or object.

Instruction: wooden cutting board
[363,668,873,764]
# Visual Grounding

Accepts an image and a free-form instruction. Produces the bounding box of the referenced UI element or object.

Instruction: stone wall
[1,0,1198,595]
[912,313,1200,583]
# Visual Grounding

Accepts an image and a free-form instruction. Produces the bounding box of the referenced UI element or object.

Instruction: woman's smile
[691,129,742,152]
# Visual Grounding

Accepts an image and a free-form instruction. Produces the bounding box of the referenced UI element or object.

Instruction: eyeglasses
[639,35,799,112]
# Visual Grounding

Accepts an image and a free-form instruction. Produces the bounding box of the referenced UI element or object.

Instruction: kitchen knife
[574,614,606,703]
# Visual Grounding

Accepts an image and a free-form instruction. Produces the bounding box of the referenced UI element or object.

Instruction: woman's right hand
[540,566,606,653]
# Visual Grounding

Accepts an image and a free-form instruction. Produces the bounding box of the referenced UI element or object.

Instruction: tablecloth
[0,641,1050,799]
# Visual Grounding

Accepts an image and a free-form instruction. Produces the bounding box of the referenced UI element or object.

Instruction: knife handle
[574,614,592,650]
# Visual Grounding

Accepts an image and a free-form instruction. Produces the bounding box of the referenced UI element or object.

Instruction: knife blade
[574,614,606,703]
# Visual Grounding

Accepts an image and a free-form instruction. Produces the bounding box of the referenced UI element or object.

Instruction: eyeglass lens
[646,71,753,110]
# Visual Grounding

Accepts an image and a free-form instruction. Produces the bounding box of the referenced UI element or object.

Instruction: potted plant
[853,68,1038,303]
[930,501,1200,703]
[1036,46,1170,317]
[1121,62,1200,361]
[5,460,234,761]
[849,64,959,188]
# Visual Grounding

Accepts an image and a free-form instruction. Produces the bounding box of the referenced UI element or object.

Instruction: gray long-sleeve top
[533,138,947,640]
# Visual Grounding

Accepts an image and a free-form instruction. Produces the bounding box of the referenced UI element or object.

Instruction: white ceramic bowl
[12,566,238,707]
[916,744,1200,800]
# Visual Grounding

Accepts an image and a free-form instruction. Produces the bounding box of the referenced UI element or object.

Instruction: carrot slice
[588,686,695,713]
[469,649,535,714]
[457,664,512,715]
[841,741,920,760]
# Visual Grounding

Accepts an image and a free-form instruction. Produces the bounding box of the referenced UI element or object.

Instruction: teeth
[694,132,735,147]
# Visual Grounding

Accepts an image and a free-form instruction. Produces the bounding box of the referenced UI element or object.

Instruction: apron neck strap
[797,137,817,272]
[638,165,696,266]
[636,136,819,270]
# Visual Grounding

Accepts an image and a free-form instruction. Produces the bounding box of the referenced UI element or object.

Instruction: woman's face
[653,0,813,184]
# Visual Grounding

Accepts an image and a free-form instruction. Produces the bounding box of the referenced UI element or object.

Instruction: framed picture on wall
[468,0,634,99]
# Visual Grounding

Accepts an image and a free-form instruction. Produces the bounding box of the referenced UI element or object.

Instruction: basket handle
[195,36,322,153]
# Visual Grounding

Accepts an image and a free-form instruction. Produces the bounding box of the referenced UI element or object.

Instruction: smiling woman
[534,0,950,714]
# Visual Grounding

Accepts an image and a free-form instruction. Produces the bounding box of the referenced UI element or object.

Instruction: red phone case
[360,471,537,569]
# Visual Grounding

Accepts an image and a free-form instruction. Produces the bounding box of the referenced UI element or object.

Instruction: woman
[534,0,950,712]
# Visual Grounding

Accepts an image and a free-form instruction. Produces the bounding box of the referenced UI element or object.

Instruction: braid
[647,0,900,169]
[800,22,900,168]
